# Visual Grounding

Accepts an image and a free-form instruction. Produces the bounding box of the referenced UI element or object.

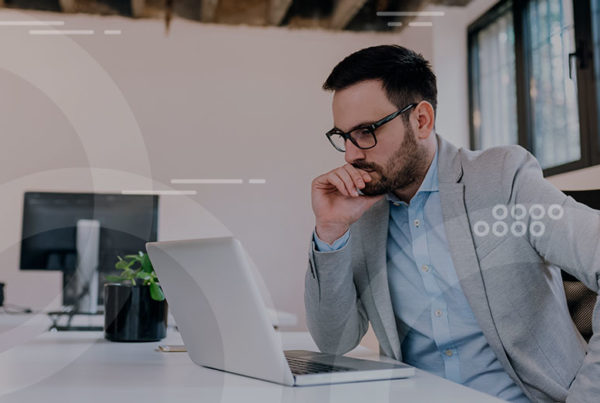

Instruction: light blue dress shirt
[314,146,529,402]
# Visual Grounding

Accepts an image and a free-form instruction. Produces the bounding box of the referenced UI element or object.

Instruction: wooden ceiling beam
[429,0,472,6]
[131,0,145,18]
[268,0,293,26]
[58,0,76,13]
[330,0,369,30]
[201,0,220,23]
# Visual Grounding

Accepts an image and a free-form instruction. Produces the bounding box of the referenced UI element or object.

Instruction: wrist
[315,222,349,245]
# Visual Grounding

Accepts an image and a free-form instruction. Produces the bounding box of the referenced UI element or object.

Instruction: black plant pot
[104,284,168,342]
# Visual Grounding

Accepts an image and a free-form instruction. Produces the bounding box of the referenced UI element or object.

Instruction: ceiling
[2,0,473,31]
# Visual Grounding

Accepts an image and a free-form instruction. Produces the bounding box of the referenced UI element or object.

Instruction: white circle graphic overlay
[492,221,509,237]
[548,204,564,220]
[511,221,527,237]
[473,221,490,237]
[530,221,545,237]
[529,204,545,220]
[492,204,508,220]
[511,204,527,220]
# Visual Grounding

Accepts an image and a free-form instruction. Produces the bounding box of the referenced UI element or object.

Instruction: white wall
[430,0,498,148]
[0,9,432,329]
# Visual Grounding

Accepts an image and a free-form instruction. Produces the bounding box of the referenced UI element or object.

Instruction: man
[305,45,600,402]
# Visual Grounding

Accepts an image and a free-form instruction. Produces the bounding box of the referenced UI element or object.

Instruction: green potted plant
[104,251,168,342]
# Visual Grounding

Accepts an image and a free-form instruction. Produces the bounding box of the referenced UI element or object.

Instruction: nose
[344,139,366,165]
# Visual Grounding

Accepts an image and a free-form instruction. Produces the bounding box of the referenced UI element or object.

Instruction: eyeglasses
[325,103,418,152]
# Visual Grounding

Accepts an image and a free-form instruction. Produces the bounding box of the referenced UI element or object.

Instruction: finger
[325,172,351,197]
[335,168,360,197]
[354,167,373,182]
[346,164,372,182]
[343,164,366,189]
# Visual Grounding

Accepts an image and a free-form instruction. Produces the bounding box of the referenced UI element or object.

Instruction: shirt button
[393,202,400,207]
[445,349,453,357]
[414,219,420,228]
[421,264,430,273]
[434,310,442,317]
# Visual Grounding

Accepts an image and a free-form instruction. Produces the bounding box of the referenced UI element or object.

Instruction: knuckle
[345,165,360,179]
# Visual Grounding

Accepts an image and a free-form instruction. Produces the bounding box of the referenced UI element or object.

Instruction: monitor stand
[62,219,100,314]
[47,310,104,332]
[51,219,102,331]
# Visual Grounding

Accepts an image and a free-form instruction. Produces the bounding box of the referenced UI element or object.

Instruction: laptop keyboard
[285,357,353,375]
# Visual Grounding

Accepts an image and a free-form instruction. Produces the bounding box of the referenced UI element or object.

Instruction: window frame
[468,0,515,152]
[468,0,600,176]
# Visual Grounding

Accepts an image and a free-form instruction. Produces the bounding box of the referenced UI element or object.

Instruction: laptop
[146,237,414,386]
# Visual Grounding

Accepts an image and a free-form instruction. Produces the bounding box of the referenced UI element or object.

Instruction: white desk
[0,314,504,403]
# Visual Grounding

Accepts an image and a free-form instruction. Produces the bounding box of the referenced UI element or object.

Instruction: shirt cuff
[313,229,350,252]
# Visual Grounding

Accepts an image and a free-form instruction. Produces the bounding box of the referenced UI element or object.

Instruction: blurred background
[1,0,599,337]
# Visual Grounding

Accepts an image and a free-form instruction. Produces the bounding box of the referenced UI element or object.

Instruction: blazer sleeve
[304,235,369,355]
[504,146,600,402]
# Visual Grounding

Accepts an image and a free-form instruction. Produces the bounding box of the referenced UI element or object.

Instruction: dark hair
[323,45,437,120]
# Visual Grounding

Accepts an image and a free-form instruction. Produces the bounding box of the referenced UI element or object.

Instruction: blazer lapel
[359,199,403,360]
[437,135,522,385]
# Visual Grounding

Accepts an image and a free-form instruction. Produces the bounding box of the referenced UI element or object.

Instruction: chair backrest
[562,270,595,341]
[561,190,600,342]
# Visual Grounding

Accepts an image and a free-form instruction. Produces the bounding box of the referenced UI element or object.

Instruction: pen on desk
[157,344,187,352]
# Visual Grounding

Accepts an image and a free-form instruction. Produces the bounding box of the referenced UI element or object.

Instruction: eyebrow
[333,120,376,133]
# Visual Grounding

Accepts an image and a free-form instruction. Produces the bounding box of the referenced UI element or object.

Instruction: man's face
[331,80,429,196]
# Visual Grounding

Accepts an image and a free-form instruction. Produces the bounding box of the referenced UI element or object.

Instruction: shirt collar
[385,142,439,204]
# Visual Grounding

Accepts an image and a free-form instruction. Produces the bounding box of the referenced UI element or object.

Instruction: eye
[352,127,372,140]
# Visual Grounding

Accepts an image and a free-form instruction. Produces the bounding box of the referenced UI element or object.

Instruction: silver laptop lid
[146,237,295,385]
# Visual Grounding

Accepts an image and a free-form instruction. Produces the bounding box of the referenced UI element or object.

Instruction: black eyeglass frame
[325,102,419,152]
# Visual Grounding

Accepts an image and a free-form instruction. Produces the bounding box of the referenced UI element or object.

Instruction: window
[591,0,600,158]
[469,2,518,150]
[525,0,580,168]
[469,0,600,176]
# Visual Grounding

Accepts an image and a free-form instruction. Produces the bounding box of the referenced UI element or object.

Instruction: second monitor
[19,192,159,309]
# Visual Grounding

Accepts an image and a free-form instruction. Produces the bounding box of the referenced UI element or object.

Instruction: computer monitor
[19,192,159,306]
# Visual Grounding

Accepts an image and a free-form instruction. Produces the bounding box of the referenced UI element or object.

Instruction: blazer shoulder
[460,144,532,181]
[460,144,530,169]
[458,144,536,204]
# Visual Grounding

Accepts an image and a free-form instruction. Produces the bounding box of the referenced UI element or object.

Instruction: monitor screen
[19,192,159,305]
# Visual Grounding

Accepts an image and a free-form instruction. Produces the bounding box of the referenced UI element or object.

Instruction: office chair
[562,270,595,342]
[561,190,600,342]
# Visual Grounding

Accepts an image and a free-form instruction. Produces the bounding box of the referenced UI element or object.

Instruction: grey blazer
[305,135,600,402]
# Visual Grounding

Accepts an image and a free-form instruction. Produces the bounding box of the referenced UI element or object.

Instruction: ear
[412,101,435,139]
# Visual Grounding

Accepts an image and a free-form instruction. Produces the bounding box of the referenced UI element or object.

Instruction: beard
[352,126,429,196]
